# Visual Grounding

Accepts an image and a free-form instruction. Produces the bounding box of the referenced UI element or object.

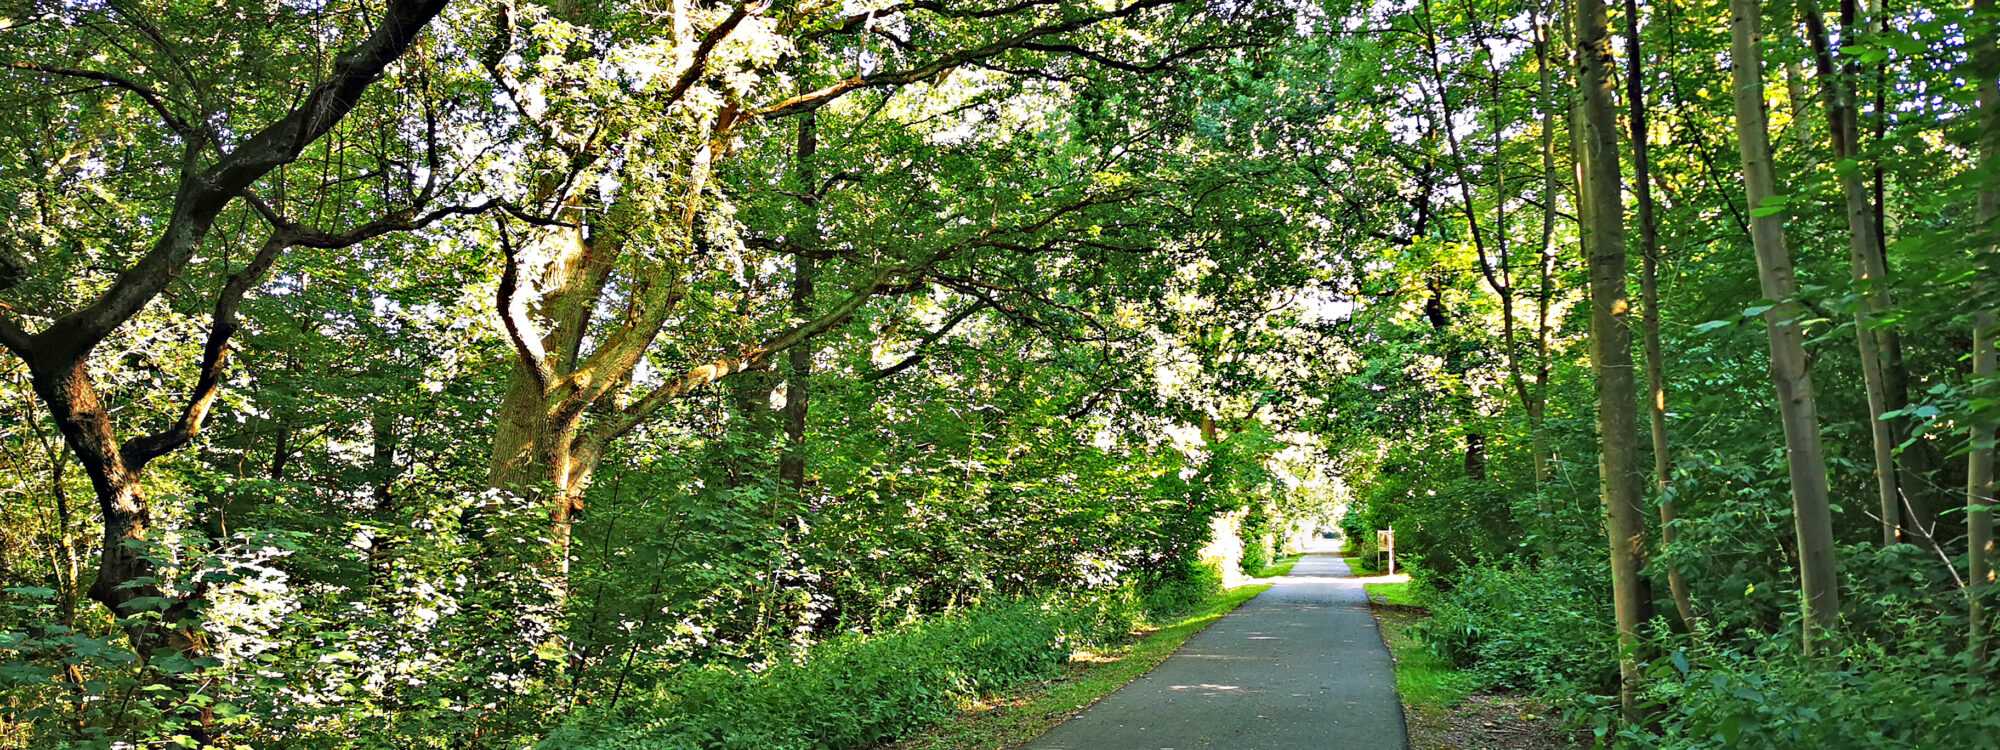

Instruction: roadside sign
[1376,527,1395,576]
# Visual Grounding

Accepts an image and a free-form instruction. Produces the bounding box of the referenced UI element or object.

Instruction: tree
[1624,0,1695,630]
[1574,0,1649,719]
[1728,0,1841,651]
[472,0,1246,582]
[1969,0,1998,670]
[0,0,458,658]
[1800,0,1905,548]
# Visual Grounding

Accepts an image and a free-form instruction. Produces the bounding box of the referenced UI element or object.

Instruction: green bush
[545,562,1225,750]
[1139,559,1225,615]
[545,601,1066,750]
[1419,559,1616,692]
[1629,628,2000,750]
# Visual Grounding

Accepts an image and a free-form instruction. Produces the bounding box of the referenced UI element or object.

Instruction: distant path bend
[1023,545,1408,749]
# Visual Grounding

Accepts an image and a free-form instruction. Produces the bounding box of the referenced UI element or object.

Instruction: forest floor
[1359,567,1585,750]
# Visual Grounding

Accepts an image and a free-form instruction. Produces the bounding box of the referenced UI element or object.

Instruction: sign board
[1376,527,1396,576]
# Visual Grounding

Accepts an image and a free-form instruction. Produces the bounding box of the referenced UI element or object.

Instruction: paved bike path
[1023,549,1408,749]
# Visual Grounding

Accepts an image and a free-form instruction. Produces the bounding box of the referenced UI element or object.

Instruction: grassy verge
[1364,578,1420,607]
[1251,554,1303,578]
[1346,555,1381,576]
[889,583,1272,750]
[1351,573,1473,711]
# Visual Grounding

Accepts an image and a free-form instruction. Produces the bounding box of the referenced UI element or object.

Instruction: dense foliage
[2,0,1998,746]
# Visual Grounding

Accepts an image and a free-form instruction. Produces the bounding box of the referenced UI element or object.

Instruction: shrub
[1630,627,2000,750]
[545,601,1065,749]
[1419,559,1616,692]
[1139,559,1224,615]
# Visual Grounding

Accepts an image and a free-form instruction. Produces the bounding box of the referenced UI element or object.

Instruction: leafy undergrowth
[1373,602,1476,709]
[540,567,1251,750]
[885,583,1272,750]
[1251,554,1304,578]
[1359,561,1581,750]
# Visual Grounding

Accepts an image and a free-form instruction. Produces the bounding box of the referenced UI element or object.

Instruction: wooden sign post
[1376,527,1395,576]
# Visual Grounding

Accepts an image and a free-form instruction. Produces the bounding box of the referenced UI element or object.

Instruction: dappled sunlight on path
[1023,553,1408,749]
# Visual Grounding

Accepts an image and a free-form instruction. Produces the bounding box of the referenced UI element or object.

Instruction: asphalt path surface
[1022,544,1408,749]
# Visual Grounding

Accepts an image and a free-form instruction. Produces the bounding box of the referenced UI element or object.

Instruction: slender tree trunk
[1968,0,1998,669]
[369,408,400,586]
[1730,0,1842,652]
[1531,17,1560,498]
[1576,0,1650,720]
[1801,0,1903,546]
[1623,0,1697,631]
[1785,60,1813,147]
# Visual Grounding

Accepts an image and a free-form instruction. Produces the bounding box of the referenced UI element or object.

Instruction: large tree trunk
[779,112,819,495]
[486,371,597,577]
[1623,0,1696,631]
[1575,0,1650,720]
[1801,0,1904,547]
[1729,0,1842,652]
[26,357,214,736]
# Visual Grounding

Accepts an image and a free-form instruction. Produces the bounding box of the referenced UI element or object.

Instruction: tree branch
[756,0,1179,119]
[661,3,757,108]
[32,0,454,362]
[8,61,194,136]
[494,216,557,394]
[863,300,991,382]
[122,195,495,469]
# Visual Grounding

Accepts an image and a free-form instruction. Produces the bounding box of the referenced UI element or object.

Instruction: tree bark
[1575,0,1650,720]
[1801,0,1903,547]
[779,112,819,494]
[1623,0,1696,631]
[1729,0,1842,652]
[1531,17,1561,499]
[1968,0,1998,670]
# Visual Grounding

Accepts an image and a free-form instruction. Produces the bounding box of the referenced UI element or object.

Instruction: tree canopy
[2,0,1998,746]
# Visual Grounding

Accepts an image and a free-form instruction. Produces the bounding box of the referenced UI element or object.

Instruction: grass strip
[1364,579,1421,608]
[1251,554,1304,578]
[1366,588,1474,711]
[889,583,1272,750]
[1346,555,1382,576]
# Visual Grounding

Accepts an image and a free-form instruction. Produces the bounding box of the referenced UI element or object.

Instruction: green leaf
[122,597,172,612]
